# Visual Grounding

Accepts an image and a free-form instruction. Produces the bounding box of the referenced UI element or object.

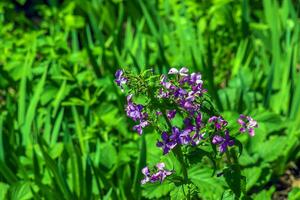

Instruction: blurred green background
[0,0,300,199]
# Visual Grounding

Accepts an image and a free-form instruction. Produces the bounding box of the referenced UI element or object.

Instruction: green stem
[148,83,191,199]
[175,148,190,200]
[225,151,232,164]
[162,112,190,199]
[173,147,188,181]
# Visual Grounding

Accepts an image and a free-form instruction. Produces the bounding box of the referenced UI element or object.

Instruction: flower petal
[168,68,179,74]
[156,163,165,170]
[142,167,150,176]
[212,135,224,144]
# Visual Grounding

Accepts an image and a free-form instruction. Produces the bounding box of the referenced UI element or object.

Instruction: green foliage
[0,0,299,199]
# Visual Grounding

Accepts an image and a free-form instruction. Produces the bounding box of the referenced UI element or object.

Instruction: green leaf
[142,182,175,199]
[9,182,32,200]
[189,165,225,199]
[255,136,287,162]
[253,187,275,200]
[39,142,72,200]
[221,190,235,200]
[49,143,64,159]
[243,167,262,190]
[288,188,300,200]
[0,182,9,199]
[170,184,189,200]
[0,160,18,184]
[223,164,246,198]
[99,142,117,170]
[23,65,48,145]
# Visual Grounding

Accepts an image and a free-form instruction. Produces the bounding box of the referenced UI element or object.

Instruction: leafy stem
[161,110,190,199]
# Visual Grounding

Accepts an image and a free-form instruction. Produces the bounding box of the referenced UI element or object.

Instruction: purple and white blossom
[212,131,234,153]
[156,130,178,155]
[114,68,259,189]
[158,69,206,114]
[141,166,151,184]
[208,116,228,130]
[141,162,173,184]
[125,94,149,134]
[189,72,203,85]
[195,113,202,133]
[183,118,195,132]
[115,68,255,178]
[192,132,205,145]
[160,75,172,89]
[167,109,176,119]
[115,69,127,92]
[168,67,189,76]
[158,88,169,98]
[133,120,149,135]
[125,95,144,121]
[178,129,192,144]
[238,115,258,136]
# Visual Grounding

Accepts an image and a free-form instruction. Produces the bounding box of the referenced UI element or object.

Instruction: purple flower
[125,95,143,121]
[141,167,151,184]
[179,98,199,113]
[167,110,176,119]
[189,72,203,85]
[156,111,162,116]
[212,131,234,153]
[158,88,169,98]
[141,163,173,185]
[174,88,187,98]
[157,127,181,154]
[179,67,189,76]
[156,132,177,154]
[160,75,172,89]
[208,116,228,130]
[115,69,127,92]
[238,115,258,136]
[183,118,195,132]
[125,95,149,135]
[195,113,202,132]
[192,132,205,145]
[186,91,196,101]
[133,120,149,135]
[151,163,173,183]
[179,76,190,85]
[178,129,192,144]
[170,126,181,141]
[191,84,205,95]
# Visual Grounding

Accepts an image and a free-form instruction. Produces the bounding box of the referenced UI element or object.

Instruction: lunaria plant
[115,67,258,199]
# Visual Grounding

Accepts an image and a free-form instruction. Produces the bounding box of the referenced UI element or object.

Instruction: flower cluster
[212,130,234,153]
[207,116,235,153]
[155,68,209,154]
[238,114,258,136]
[125,94,149,135]
[208,116,228,130]
[114,68,259,185]
[159,67,206,113]
[156,113,204,154]
[141,163,173,184]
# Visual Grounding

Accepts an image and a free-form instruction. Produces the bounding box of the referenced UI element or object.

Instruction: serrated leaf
[189,165,225,199]
[142,182,175,199]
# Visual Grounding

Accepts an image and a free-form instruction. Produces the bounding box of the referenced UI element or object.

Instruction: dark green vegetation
[0,0,300,199]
